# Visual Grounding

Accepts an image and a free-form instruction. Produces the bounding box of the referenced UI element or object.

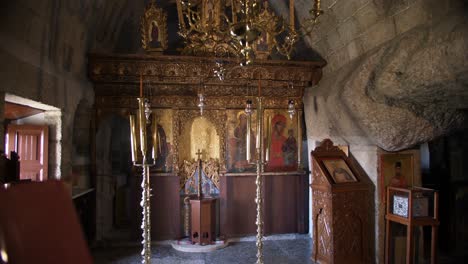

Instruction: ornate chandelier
[176,0,323,65]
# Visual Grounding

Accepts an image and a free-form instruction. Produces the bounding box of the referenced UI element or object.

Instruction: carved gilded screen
[263,109,298,172]
[226,110,257,173]
[153,109,173,172]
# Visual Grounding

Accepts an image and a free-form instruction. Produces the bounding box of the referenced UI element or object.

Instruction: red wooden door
[6,125,49,181]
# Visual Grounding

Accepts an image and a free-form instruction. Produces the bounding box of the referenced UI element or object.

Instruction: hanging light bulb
[288,99,295,119]
[144,98,152,123]
[287,82,296,119]
[245,99,253,115]
[197,93,205,115]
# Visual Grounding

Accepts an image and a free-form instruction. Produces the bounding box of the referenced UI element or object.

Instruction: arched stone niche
[176,110,225,168]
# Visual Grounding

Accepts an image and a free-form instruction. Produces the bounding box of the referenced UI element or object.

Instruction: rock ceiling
[3,0,464,151]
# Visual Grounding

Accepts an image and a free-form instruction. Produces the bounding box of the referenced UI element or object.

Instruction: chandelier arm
[175,0,324,64]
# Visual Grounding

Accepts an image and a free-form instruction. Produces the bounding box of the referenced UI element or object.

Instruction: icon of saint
[269,114,287,169]
[389,161,408,188]
[282,128,297,167]
[149,21,161,48]
[228,113,255,172]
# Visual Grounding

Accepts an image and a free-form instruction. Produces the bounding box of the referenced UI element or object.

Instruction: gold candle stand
[245,86,302,264]
[129,97,158,264]
[247,96,266,264]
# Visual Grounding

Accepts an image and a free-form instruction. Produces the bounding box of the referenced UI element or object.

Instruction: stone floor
[92,237,313,264]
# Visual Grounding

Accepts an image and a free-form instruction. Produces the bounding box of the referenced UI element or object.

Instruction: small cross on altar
[196,149,203,161]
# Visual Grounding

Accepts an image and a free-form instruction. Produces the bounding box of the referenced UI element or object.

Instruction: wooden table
[385,187,439,264]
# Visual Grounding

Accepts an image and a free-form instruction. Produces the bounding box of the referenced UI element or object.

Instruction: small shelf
[385,186,439,264]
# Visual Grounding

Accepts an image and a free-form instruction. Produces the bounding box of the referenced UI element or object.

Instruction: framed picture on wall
[379,153,414,202]
[322,158,358,184]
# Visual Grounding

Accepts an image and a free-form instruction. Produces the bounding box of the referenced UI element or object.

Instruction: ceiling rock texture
[0,0,467,155]
[291,0,468,151]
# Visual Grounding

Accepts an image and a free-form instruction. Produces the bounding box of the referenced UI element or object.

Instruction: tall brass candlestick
[255,96,264,264]
[129,81,157,264]
[139,98,151,264]
[256,81,262,149]
[297,110,302,169]
[138,98,147,161]
[246,79,298,264]
[137,97,151,264]
[265,115,271,162]
[129,115,138,162]
[141,165,151,264]
[256,116,261,149]
[246,113,252,161]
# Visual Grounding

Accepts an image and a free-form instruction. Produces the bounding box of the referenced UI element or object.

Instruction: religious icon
[152,109,173,172]
[266,112,298,171]
[154,124,168,169]
[226,111,256,172]
[269,114,288,168]
[141,1,168,52]
[148,21,161,48]
[282,128,298,166]
[257,33,268,51]
[389,161,408,187]
[322,158,357,183]
[380,153,414,201]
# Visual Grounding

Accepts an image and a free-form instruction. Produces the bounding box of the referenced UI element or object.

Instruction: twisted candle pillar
[140,165,151,263]
[255,96,265,264]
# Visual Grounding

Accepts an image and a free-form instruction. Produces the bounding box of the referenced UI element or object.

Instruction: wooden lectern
[190,197,217,245]
[190,149,217,245]
[310,139,373,264]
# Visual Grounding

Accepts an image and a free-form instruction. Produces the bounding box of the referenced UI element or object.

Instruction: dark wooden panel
[131,175,181,240]
[190,198,217,245]
[220,176,257,236]
[220,172,308,237]
[264,174,307,234]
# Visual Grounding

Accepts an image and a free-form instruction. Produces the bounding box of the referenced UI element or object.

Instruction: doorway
[3,94,61,180]
[6,124,48,181]
[425,130,468,262]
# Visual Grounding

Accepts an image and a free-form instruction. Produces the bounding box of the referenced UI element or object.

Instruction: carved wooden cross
[196,149,203,161]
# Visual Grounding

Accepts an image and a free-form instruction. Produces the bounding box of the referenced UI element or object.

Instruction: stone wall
[293,0,465,74]
[296,0,468,262]
[0,0,141,179]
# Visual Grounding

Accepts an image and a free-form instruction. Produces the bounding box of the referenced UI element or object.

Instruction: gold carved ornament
[141,0,168,52]
[179,158,221,191]
[176,0,324,65]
